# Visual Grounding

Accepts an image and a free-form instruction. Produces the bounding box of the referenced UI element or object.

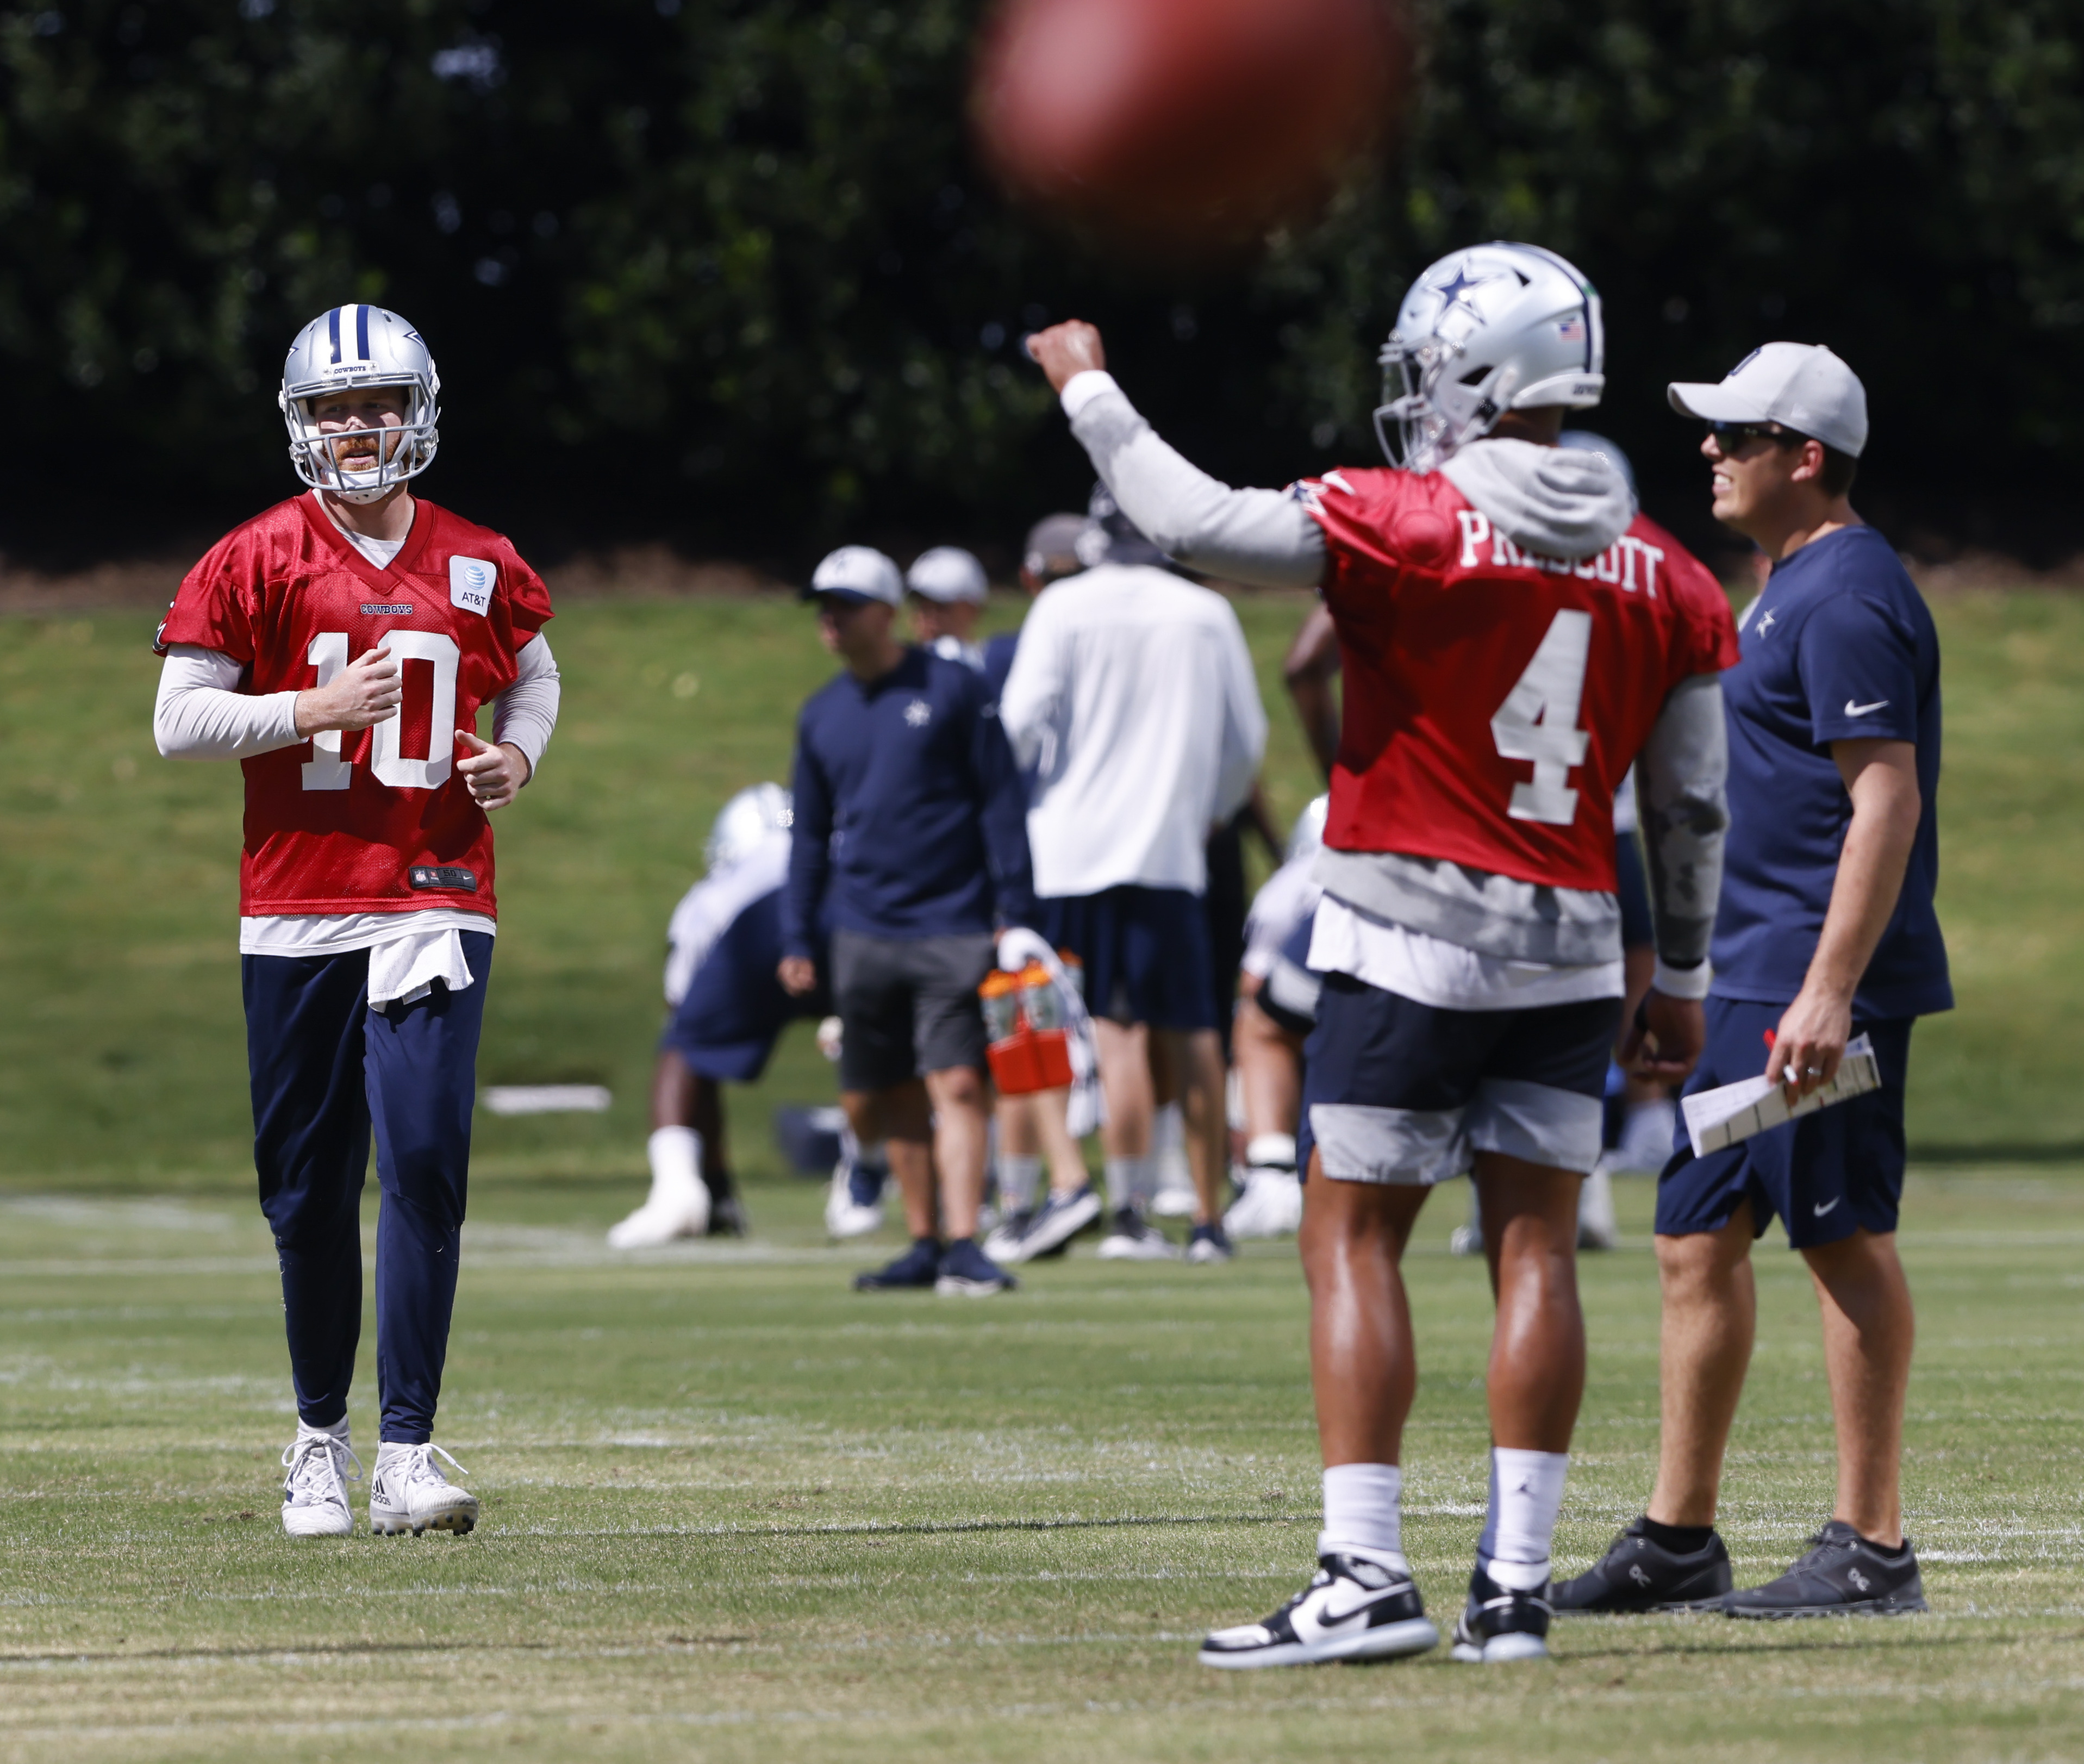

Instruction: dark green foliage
[1,0,2078,558]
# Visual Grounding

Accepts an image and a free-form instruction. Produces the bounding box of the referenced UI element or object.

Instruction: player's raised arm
[1026,322,1326,589]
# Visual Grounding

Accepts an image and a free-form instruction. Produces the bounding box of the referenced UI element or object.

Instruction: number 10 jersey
[1300,465,1739,895]
[157,494,555,920]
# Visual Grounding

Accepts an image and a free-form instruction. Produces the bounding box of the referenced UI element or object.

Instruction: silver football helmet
[1286,793,1330,864]
[279,304,441,503]
[1375,243,1605,475]
[705,783,793,875]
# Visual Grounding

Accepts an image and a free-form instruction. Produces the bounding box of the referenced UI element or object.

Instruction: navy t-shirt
[1711,525,1952,1019]
[982,631,1020,703]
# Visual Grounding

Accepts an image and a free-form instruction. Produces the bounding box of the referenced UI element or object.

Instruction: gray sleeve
[153,646,304,760]
[1636,673,1730,969]
[1069,389,1326,590]
[491,632,560,781]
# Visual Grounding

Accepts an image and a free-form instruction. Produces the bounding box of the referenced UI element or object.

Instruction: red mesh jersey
[157,495,554,918]
[1300,466,1739,894]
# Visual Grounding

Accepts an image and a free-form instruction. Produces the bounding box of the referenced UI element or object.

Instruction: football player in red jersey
[152,304,560,1540]
[1029,242,1739,1665]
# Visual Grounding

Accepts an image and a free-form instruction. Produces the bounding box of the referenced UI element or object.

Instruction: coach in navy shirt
[779,545,1034,1297]
[1561,345,1946,1622]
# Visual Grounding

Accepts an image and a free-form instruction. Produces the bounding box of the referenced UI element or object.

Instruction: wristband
[1651,957,1712,1001]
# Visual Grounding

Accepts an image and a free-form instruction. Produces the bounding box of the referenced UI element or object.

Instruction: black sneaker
[1199,1553,1438,1669]
[984,1184,1102,1265]
[1720,1520,1927,1618]
[1185,1221,1235,1264]
[934,1237,1016,1297]
[852,1237,941,1292]
[705,1181,748,1238]
[1553,1517,1734,1613]
[1449,1563,1553,1662]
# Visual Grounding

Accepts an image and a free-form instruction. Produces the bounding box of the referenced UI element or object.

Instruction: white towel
[366,927,475,1013]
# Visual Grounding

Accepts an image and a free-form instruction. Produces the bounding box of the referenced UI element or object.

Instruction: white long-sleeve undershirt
[153,631,561,778]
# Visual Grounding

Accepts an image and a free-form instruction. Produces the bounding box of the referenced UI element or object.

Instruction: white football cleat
[824,1166,885,1241]
[280,1428,361,1538]
[1225,1162,1303,1240]
[1577,1160,1620,1251]
[370,1442,478,1537]
[606,1185,710,1249]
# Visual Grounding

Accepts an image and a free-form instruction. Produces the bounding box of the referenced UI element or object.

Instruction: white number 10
[1490,609,1592,826]
[300,631,461,793]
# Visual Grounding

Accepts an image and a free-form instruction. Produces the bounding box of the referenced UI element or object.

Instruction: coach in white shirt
[999,488,1268,1262]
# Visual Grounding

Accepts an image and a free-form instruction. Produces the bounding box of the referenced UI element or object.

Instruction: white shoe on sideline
[280,1429,361,1538]
[370,1442,478,1537]
[1578,1161,1620,1250]
[1226,1168,1303,1240]
[607,1180,710,1249]
[825,1168,885,1241]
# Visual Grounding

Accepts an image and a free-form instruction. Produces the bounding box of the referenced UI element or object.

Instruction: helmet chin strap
[328,481,396,506]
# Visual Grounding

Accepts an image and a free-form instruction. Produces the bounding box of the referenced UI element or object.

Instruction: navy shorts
[1297,973,1621,1185]
[1656,997,1914,1248]
[659,892,823,1082]
[1035,884,1218,1031]
[1615,833,1653,951]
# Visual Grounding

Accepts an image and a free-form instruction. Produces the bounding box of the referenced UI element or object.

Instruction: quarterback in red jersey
[1031,241,1739,1665]
[152,304,560,1539]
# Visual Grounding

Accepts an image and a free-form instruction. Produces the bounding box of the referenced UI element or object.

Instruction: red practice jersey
[157,494,554,918]
[1301,466,1739,894]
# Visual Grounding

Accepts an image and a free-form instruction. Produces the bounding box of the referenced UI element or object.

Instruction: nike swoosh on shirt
[1813,1198,1842,1217]
[1844,699,1890,717]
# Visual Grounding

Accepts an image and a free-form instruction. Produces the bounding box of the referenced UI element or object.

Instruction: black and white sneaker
[1552,1517,1734,1613]
[1096,1206,1180,1261]
[1199,1554,1438,1669]
[1720,1520,1927,1618]
[934,1237,1016,1297]
[1185,1221,1235,1264]
[984,1184,1101,1264]
[1449,1563,1553,1662]
[853,1238,941,1291]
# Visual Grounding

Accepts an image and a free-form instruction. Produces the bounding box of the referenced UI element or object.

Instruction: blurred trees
[1,0,2079,562]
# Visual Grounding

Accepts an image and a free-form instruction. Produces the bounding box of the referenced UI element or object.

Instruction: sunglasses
[1706,421,1805,452]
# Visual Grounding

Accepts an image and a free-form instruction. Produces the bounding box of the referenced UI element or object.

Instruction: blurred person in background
[906,545,990,671]
[1225,794,1330,1240]
[607,783,836,1249]
[998,488,1268,1266]
[781,546,1035,1297]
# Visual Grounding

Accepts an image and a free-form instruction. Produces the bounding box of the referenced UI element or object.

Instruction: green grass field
[3,585,2083,1760]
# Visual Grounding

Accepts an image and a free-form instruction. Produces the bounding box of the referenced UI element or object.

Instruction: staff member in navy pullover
[780,546,1036,1296]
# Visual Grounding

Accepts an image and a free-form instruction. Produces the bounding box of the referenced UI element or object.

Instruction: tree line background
[2,0,2078,573]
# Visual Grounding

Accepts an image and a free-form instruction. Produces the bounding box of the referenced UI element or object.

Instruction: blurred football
[971,0,1406,252]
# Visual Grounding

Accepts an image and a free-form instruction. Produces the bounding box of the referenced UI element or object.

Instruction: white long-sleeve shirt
[997,563,1267,898]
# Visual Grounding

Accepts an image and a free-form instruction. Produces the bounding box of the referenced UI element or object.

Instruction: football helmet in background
[1286,793,1330,864]
[1374,242,1605,475]
[704,782,793,875]
[279,304,442,503]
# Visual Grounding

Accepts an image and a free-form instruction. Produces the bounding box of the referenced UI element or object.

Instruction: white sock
[1103,1156,1140,1211]
[1245,1132,1297,1175]
[1477,1447,1569,1590]
[297,1415,350,1444]
[1319,1462,1405,1570]
[1000,1154,1043,1213]
[646,1126,703,1204]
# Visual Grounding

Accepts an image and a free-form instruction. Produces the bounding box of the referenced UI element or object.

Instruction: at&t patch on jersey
[450,556,496,615]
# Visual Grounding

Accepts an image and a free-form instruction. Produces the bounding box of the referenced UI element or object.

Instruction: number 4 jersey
[1301,465,1739,894]
[156,494,554,919]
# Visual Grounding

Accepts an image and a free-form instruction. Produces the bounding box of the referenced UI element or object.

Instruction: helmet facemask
[282,376,440,504]
[1373,333,1515,476]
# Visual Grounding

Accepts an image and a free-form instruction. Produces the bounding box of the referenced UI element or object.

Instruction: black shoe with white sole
[1552,1517,1734,1613]
[1450,1563,1553,1662]
[1720,1520,1926,1618]
[1199,1553,1438,1669]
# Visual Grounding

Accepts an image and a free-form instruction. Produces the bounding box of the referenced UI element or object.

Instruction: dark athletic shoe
[1199,1553,1438,1669]
[1185,1222,1235,1264]
[1720,1520,1927,1618]
[706,1188,748,1238]
[934,1237,1017,1297]
[852,1238,941,1292]
[1449,1563,1553,1662]
[1553,1517,1734,1613]
[984,1184,1101,1264]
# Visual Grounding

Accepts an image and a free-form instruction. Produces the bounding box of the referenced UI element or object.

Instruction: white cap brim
[1667,380,1771,423]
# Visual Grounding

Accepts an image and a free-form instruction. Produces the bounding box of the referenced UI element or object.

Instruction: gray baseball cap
[1668,342,1868,457]
[804,545,902,606]
[905,546,988,604]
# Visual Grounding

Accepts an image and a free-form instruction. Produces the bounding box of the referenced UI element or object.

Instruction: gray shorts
[829,928,995,1093]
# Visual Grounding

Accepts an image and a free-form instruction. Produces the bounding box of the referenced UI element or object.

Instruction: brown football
[971,0,1407,252]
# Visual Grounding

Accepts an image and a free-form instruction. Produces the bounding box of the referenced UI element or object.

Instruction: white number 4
[1490,609,1592,826]
[300,630,461,793]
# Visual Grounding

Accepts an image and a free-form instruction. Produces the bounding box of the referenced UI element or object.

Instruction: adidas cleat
[1199,1554,1438,1669]
[1553,1517,1733,1613]
[370,1442,478,1537]
[1450,1563,1553,1662]
[280,1428,361,1538]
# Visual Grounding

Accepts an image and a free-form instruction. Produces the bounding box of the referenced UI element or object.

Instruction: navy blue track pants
[242,933,491,1443]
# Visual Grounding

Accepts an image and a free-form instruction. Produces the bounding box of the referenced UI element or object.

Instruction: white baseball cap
[1667,342,1868,458]
[905,546,988,604]
[806,545,902,606]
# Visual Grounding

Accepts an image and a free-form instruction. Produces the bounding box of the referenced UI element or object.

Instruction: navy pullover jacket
[783,646,1036,956]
